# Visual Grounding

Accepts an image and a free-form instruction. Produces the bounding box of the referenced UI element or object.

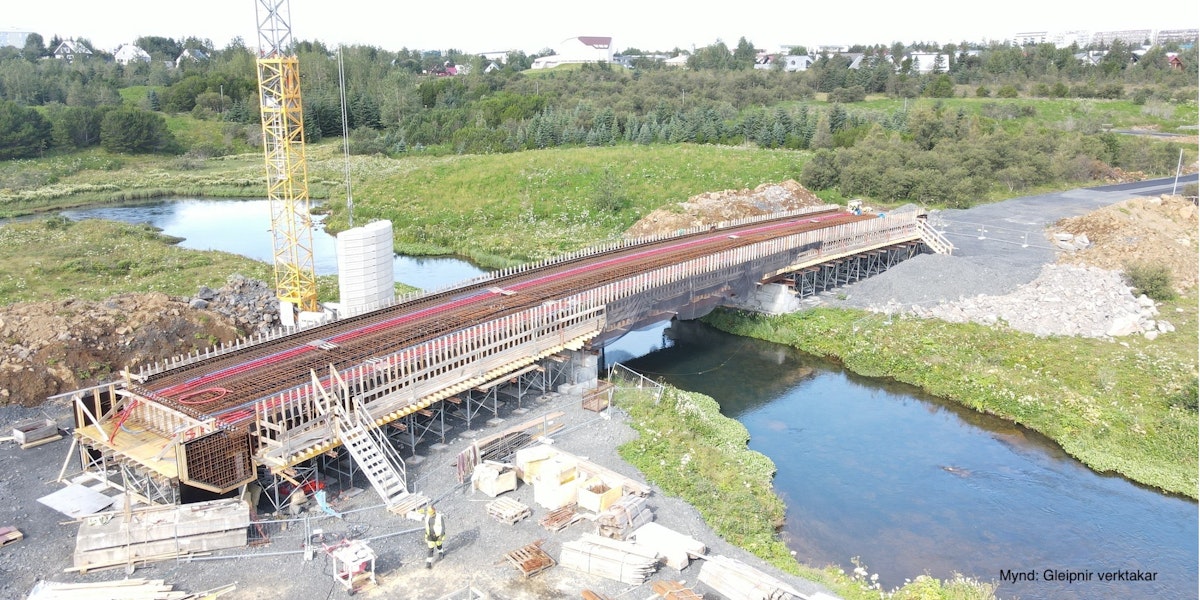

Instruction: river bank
[702,300,1198,500]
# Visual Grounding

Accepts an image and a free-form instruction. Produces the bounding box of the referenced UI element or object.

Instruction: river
[55,198,1200,600]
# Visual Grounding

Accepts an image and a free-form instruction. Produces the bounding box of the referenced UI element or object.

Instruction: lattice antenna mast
[255,0,320,315]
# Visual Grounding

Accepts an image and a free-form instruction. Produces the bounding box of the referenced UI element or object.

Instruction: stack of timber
[486,497,532,525]
[27,578,235,599]
[596,495,652,540]
[651,580,705,600]
[454,412,565,483]
[631,522,707,570]
[71,499,249,573]
[697,555,806,600]
[559,533,659,585]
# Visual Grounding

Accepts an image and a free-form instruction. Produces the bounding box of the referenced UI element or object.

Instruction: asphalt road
[929,174,1197,272]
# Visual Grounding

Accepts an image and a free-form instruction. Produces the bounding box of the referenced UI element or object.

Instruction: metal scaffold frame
[788,241,923,298]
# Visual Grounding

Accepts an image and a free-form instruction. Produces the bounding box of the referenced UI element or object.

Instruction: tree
[733,37,757,70]
[100,108,178,153]
[22,33,46,60]
[0,99,52,159]
[924,74,955,98]
[47,105,104,149]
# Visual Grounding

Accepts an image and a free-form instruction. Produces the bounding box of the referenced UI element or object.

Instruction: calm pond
[59,198,1199,600]
[61,198,486,291]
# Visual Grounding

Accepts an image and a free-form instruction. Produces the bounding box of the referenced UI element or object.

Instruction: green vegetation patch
[0,217,274,304]
[703,302,1199,498]
[320,143,808,265]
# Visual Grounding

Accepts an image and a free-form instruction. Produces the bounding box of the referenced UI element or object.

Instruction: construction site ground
[0,386,831,600]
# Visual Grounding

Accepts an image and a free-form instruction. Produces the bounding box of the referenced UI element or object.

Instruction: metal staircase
[312,369,427,514]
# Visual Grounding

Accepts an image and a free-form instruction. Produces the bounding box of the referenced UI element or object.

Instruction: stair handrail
[916,218,954,255]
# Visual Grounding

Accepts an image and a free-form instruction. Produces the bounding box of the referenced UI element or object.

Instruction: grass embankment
[1,142,810,268]
[615,385,998,600]
[703,302,1200,499]
[0,217,349,305]
[0,150,280,218]
[318,144,811,267]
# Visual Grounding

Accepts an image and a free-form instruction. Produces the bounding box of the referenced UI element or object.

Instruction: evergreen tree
[0,99,52,158]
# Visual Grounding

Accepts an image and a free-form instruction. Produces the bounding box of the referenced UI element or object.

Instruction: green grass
[848,96,1198,132]
[703,296,1199,499]
[615,384,998,599]
[0,149,280,218]
[0,217,274,304]
[317,143,810,265]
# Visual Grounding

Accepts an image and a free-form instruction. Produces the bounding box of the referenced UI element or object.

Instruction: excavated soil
[1053,194,1199,290]
[0,294,240,406]
[624,180,825,238]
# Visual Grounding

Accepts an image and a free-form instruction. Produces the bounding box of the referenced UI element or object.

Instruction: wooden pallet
[0,526,23,548]
[539,503,580,532]
[651,580,704,600]
[504,540,555,578]
[486,497,531,525]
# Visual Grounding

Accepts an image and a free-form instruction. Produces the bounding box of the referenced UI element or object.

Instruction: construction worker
[423,505,445,568]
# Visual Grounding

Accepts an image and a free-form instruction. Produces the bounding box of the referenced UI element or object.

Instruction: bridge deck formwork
[57,206,951,507]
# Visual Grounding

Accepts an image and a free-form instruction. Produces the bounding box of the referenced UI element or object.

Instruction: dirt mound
[1053,195,1198,290]
[0,293,241,407]
[625,180,826,238]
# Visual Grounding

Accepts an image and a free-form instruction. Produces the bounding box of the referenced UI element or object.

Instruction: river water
[614,320,1198,600]
[60,199,486,291]
[54,199,1200,599]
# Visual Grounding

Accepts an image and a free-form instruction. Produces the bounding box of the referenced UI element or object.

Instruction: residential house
[531,36,613,69]
[175,48,209,68]
[1167,53,1185,71]
[113,44,151,65]
[664,53,690,67]
[52,39,92,62]
[907,51,950,74]
[753,54,815,72]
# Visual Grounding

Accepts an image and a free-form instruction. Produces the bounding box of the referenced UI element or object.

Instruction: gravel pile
[190,275,281,333]
[821,248,1177,340]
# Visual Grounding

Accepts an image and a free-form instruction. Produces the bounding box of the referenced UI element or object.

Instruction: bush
[1124,262,1176,301]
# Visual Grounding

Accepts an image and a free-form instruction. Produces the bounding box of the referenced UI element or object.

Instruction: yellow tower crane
[254,0,320,318]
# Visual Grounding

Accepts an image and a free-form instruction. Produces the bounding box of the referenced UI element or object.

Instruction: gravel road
[1,389,832,600]
[823,176,1191,310]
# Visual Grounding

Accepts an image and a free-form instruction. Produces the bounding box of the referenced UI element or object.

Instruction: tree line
[0,32,1194,206]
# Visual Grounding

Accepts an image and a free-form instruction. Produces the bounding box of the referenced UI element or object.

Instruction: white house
[664,53,690,67]
[52,39,93,62]
[907,51,950,74]
[175,48,209,68]
[753,54,815,72]
[113,44,151,65]
[531,36,613,69]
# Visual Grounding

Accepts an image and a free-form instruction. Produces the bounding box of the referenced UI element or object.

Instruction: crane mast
[255,0,320,316]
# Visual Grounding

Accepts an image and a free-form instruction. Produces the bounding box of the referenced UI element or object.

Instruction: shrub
[1124,262,1176,301]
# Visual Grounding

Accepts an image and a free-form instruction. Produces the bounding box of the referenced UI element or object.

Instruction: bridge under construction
[57,205,951,511]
